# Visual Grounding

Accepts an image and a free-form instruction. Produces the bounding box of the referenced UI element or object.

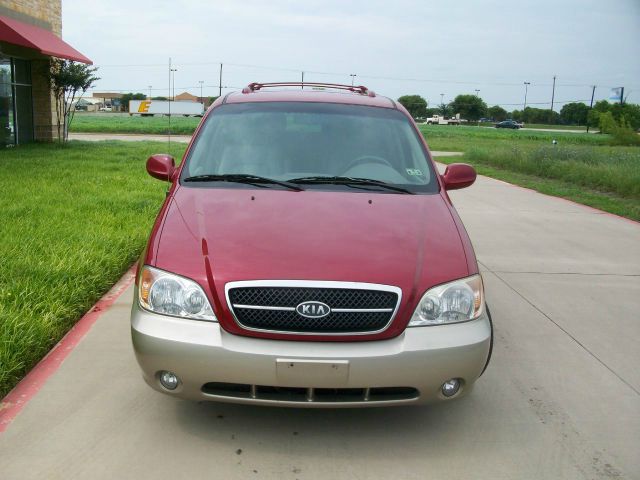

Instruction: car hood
[153,186,472,340]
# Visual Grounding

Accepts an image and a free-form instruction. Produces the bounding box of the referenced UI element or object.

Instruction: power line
[90,59,637,91]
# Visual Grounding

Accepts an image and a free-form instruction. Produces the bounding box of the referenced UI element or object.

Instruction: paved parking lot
[1,170,638,479]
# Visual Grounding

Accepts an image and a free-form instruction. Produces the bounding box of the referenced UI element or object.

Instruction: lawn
[522,123,589,131]
[424,125,640,220]
[71,112,200,135]
[0,141,186,398]
[420,124,609,152]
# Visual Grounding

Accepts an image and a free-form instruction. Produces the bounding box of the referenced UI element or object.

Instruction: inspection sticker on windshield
[406,168,424,176]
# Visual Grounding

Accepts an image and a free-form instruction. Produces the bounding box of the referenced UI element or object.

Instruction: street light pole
[350,74,356,86]
[219,63,223,97]
[168,58,172,148]
[170,68,177,101]
[550,75,556,115]
[523,82,530,110]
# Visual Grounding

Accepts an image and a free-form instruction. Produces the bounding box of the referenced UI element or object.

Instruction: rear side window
[182,102,438,193]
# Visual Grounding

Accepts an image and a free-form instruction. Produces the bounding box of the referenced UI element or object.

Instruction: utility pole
[148,85,152,99]
[550,75,556,122]
[198,80,204,103]
[219,63,223,97]
[586,85,596,133]
[350,74,356,86]
[301,71,304,89]
[475,89,480,96]
[523,82,530,110]
[620,87,624,105]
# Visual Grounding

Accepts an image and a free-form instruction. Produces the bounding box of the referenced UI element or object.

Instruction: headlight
[409,274,483,326]
[138,265,217,321]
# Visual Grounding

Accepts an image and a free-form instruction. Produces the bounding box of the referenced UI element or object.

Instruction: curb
[0,265,137,433]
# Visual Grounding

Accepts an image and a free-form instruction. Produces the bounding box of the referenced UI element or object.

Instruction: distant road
[520,127,597,133]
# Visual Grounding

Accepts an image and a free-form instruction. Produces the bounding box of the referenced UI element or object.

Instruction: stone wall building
[0,0,91,145]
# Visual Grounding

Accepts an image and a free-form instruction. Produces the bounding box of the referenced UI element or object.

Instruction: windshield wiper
[287,176,414,194]
[183,173,303,191]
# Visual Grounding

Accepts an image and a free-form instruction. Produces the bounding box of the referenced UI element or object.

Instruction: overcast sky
[62,0,640,109]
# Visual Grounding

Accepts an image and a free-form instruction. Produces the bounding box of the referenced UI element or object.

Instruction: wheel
[479,304,493,376]
[341,155,393,174]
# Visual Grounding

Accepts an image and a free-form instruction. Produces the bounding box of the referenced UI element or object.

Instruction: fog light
[441,378,461,397]
[159,371,179,390]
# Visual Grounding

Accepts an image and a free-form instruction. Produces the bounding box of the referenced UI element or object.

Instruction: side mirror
[442,163,476,190]
[146,154,176,181]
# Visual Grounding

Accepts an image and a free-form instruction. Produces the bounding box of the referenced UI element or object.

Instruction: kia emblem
[296,301,331,319]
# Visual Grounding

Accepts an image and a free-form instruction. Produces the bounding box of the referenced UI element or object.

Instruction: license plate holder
[276,359,349,387]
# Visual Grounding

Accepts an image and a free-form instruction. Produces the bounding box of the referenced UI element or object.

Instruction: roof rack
[242,82,376,97]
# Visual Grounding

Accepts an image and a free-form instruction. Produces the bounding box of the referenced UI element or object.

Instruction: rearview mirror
[146,154,176,181]
[442,163,476,190]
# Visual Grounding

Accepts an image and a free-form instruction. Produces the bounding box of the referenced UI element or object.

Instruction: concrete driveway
[1,171,638,479]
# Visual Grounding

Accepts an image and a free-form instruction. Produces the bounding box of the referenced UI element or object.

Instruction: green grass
[422,124,639,220]
[70,113,200,135]
[0,141,186,398]
[522,123,589,131]
[433,143,640,221]
[420,124,609,152]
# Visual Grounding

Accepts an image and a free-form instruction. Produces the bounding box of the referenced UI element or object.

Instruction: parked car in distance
[98,106,112,112]
[131,81,493,408]
[495,120,521,129]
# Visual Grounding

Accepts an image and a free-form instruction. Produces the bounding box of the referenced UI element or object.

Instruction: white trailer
[129,100,204,116]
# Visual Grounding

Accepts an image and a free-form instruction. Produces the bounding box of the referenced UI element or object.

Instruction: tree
[152,96,168,101]
[397,95,428,119]
[49,59,100,142]
[588,100,612,128]
[449,94,487,121]
[560,102,589,125]
[120,92,146,112]
[514,107,559,124]
[424,107,440,118]
[487,105,508,122]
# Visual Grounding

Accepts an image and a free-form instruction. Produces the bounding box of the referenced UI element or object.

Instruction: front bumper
[131,300,492,407]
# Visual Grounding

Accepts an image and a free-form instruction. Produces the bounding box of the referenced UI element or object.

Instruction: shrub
[610,116,640,146]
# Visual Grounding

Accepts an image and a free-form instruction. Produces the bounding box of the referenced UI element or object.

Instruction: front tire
[479,305,493,376]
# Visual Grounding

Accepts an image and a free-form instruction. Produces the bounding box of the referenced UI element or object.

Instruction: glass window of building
[0,56,34,147]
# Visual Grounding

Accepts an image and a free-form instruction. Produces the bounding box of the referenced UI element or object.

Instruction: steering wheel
[341,155,394,175]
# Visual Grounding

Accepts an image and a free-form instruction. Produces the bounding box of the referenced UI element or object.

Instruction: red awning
[0,15,92,64]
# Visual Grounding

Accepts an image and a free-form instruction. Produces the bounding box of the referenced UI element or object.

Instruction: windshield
[182,102,438,193]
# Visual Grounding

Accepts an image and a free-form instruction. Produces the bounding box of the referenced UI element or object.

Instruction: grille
[201,383,419,403]
[227,284,400,334]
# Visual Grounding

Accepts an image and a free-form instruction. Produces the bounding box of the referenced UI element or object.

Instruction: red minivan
[131,82,492,407]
